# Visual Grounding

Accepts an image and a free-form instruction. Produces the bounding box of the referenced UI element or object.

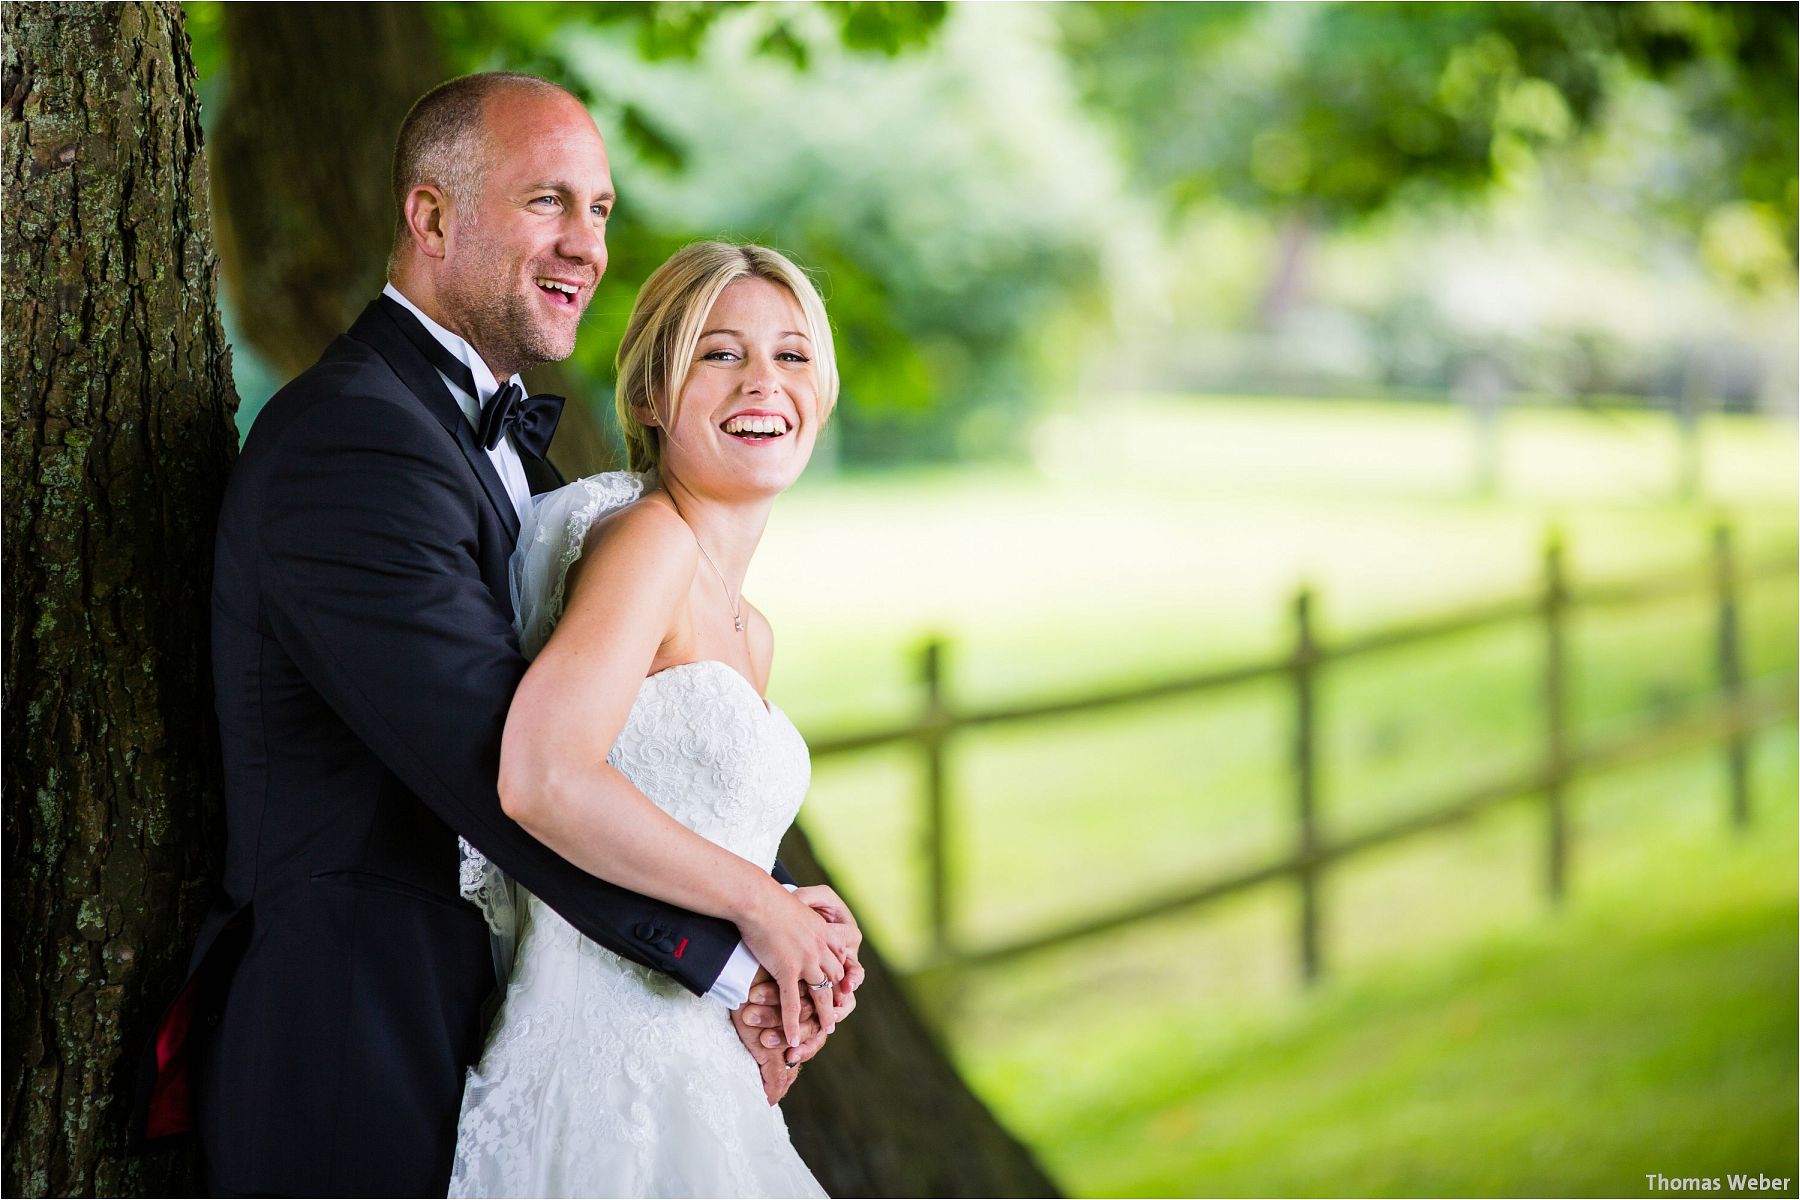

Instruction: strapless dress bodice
[604,659,810,873]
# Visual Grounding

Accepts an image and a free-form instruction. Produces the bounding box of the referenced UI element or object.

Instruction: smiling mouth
[720,414,790,441]
[534,277,581,308]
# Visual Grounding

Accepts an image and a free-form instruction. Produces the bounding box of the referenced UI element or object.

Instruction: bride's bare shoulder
[587,491,687,544]
[568,494,697,597]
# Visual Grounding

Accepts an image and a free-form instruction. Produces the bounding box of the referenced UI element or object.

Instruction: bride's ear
[631,397,661,429]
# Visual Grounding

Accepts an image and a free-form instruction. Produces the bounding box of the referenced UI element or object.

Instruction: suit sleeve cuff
[708,943,761,1010]
[704,884,798,1010]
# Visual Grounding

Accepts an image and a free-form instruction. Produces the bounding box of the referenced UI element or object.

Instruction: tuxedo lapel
[349,298,522,543]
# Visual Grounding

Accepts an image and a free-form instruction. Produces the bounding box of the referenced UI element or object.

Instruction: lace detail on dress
[458,836,519,982]
[449,661,819,1198]
[459,838,511,934]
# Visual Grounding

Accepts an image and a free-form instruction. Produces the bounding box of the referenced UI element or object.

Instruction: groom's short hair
[388,72,578,270]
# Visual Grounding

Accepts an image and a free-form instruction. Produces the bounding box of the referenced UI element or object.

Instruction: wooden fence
[804,522,1799,986]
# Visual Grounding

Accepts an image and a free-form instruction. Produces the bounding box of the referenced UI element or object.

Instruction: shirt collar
[380,282,518,404]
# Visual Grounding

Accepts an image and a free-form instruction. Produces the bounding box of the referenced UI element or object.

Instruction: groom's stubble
[440,219,587,376]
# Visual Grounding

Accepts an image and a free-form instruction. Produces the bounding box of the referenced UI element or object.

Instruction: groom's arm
[256,385,746,995]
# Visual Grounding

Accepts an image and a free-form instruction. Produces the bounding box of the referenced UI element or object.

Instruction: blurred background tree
[1051,0,1796,403]
[1059,2,1795,235]
[193,1,1796,470]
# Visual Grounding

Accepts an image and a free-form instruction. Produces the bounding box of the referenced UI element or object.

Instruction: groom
[135,73,843,1196]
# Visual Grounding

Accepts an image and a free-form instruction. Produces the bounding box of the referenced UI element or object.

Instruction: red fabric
[143,979,198,1139]
[674,937,687,960]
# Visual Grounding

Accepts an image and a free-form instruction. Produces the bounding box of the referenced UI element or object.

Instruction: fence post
[1712,522,1751,829]
[1542,532,1570,904]
[920,637,955,963]
[1674,374,1703,502]
[1291,587,1322,985]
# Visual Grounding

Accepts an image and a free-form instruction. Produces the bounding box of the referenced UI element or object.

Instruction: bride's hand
[740,888,859,1048]
[793,885,865,1002]
[792,884,857,931]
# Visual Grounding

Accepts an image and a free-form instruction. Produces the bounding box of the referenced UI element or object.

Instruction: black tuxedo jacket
[135,297,781,1196]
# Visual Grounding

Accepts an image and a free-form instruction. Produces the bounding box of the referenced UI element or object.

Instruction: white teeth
[722,414,789,436]
[536,279,576,295]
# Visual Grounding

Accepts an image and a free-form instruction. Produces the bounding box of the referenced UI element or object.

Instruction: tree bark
[777,826,1060,1199]
[2,3,237,1195]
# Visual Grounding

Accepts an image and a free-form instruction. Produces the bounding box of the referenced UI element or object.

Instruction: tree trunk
[1257,207,1316,330]
[2,3,237,1195]
[777,826,1060,1199]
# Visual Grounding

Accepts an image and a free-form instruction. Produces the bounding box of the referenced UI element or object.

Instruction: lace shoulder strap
[511,470,653,660]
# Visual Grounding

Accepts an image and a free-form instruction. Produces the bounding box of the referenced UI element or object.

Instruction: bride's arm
[499,501,852,1044]
[499,501,758,915]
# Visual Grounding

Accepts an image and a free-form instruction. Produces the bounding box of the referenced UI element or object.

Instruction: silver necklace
[667,492,744,633]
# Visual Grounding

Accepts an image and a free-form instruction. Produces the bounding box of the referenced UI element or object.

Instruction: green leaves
[824,2,947,56]
[1054,0,1796,259]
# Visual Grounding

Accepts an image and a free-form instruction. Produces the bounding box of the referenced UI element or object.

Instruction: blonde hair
[615,242,838,474]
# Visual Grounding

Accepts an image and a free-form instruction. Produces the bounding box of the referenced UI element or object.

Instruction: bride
[449,242,860,1197]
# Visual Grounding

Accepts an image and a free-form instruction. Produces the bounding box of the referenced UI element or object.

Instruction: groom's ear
[402,184,453,260]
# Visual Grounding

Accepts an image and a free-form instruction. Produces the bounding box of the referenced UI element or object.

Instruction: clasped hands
[730,884,863,1105]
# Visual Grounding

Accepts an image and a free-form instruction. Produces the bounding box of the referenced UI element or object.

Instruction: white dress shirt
[382,283,763,1010]
[381,284,533,518]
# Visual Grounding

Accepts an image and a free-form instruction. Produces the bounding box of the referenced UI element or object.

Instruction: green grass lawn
[750,395,1796,1195]
[946,739,1797,1197]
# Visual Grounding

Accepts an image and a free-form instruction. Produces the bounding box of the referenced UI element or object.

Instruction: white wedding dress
[448,472,827,1199]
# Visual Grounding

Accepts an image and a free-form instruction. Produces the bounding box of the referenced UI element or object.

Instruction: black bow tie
[377,294,564,458]
[476,380,563,457]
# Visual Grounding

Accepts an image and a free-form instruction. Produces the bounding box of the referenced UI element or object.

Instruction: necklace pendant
[734,616,745,633]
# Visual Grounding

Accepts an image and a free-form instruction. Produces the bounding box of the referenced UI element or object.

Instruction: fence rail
[803,522,1799,985]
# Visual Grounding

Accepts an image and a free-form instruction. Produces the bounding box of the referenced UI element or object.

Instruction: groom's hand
[742,978,858,1060]
[733,971,855,1105]
[733,998,815,1105]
